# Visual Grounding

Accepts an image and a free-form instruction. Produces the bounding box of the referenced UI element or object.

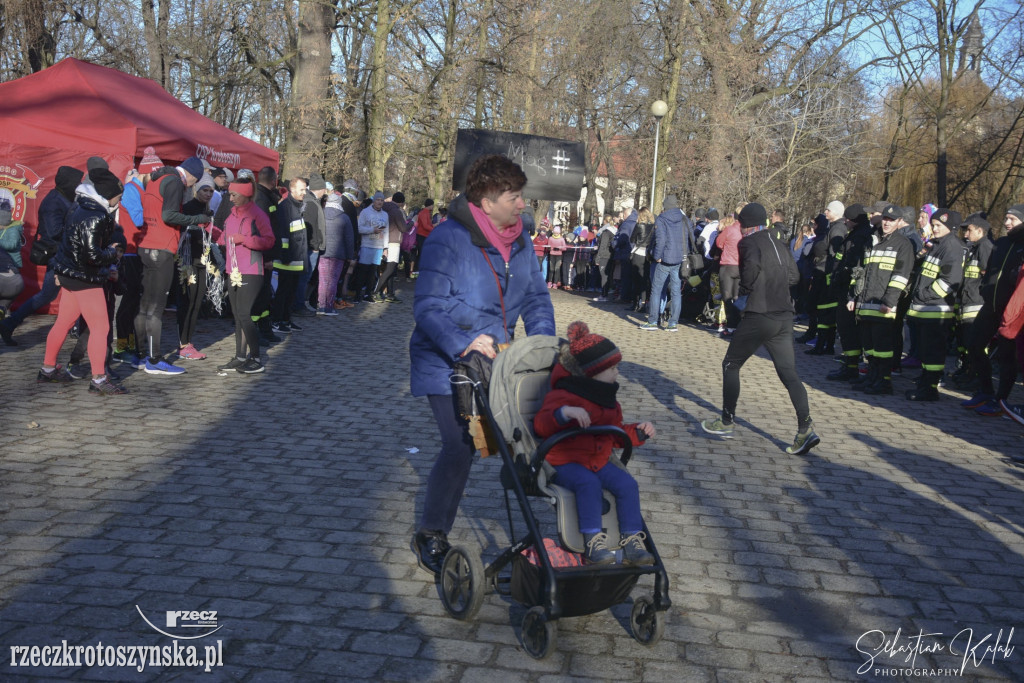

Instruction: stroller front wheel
[629,595,664,646]
[521,606,557,659]
[439,545,485,620]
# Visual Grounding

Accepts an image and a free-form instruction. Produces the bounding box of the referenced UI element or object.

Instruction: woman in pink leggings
[39,167,128,395]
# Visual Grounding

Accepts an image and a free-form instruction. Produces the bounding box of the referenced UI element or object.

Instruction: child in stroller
[533,321,656,566]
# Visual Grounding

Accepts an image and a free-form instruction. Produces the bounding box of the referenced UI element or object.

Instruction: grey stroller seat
[488,335,624,553]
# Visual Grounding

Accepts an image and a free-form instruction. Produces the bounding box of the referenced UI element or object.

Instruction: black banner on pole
[452,128,585,202]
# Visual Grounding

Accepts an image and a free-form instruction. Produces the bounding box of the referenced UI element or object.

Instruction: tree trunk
[140,0,169,88]
[24,0,56,72]
[366,0,391,191]
[283,0,335,178]
[472,0,491,128]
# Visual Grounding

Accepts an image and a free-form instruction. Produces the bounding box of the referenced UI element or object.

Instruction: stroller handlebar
[530,425,634,472]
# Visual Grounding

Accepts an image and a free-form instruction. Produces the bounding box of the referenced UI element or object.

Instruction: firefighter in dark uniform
[905,209,964,401]
[827,204,874,381]
[891,206,925,370]
[951,215,993,390]
[806,201,847,355]
[847,204,915,395]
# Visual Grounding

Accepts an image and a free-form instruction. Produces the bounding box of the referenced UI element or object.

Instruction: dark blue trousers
[420,393,476,534]
[552,462,643,534]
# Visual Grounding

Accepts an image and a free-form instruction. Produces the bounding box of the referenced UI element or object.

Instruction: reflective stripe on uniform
[888,275,908,290]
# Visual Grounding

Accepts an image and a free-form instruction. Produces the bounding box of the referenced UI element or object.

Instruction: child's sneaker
[620,531,654,566]
[700,417,734,438]
[582,532,615,565]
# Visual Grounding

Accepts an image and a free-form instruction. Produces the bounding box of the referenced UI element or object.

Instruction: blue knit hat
[179,156,205,181]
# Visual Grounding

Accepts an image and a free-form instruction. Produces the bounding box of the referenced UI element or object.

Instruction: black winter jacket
[908,232,964,320]
[830,219,873,297]
[50,195,120,286]
[981,226,1024,319]
[959,237,993,320]
[852,229,915,317]
[629,222,654,264]
[738,229,799,316]
[272,194,308,271]
[823,220,847,276]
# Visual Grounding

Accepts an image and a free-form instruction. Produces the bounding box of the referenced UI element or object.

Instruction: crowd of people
[2,150,1021,426]
[529,195,1024,427]
[0,151,442,394]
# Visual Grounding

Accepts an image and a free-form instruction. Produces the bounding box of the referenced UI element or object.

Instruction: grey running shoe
[66,363,89,380]
[236,358,265,374]
[88,379,129,395]
[37,366,74,383]
[786,422,821,455]
[700,418,734,438]
[217,358,246,372]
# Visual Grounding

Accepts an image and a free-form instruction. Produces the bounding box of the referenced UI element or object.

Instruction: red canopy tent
[0,57,280,310]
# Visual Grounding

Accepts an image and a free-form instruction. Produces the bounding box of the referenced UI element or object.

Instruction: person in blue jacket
[410,154,555,575]
[0,165,82,346]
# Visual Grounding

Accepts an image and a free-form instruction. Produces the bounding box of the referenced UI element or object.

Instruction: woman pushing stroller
[534,321,656,566]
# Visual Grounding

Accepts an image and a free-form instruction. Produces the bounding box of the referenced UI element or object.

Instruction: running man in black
[700,202,820,455]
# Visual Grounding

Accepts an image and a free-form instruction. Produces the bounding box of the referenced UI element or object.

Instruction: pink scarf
[468,201,522,263]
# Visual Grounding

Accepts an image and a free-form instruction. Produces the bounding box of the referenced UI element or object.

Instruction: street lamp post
[650,99,668,210]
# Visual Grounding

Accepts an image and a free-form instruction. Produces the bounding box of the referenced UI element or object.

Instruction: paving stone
[1,297,1023,680]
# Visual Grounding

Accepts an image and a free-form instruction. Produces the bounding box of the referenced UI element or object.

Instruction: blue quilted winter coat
[410,195,556,397]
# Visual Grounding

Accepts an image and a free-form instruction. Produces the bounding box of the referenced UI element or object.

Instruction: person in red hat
[533,321,656,566]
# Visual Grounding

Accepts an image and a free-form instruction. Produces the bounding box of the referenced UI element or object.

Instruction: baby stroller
[443,335,671,659]
[680,270,713,324]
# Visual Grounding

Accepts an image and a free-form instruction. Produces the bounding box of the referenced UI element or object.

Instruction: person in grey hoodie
[640,194,692,331]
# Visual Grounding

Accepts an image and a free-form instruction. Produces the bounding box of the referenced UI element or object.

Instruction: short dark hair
[424,198,434,207]
[258,166,277,184]
[465,155,527,205]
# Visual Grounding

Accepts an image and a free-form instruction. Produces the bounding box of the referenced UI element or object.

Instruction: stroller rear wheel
[521,606,557,659]
[439,546,485,620]
[629,595,664,646]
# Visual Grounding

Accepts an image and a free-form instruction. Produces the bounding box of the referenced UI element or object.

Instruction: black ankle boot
[827,364,859,381]
[852,359,877,390]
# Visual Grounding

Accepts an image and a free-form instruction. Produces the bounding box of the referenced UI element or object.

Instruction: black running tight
[134,248,175,360]
[228,274,262,359]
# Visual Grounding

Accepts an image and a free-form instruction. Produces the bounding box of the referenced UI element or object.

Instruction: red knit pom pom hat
[561,321,622,378]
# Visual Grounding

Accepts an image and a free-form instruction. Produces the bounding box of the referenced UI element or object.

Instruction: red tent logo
[0,163,44,222]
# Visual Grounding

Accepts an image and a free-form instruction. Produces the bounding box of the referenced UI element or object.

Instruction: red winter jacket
[532,234,549,256]
[533,363,644,471]
[715,220,742,266]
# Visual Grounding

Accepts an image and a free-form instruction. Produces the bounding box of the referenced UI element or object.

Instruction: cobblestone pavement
[1,285,1023,682]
